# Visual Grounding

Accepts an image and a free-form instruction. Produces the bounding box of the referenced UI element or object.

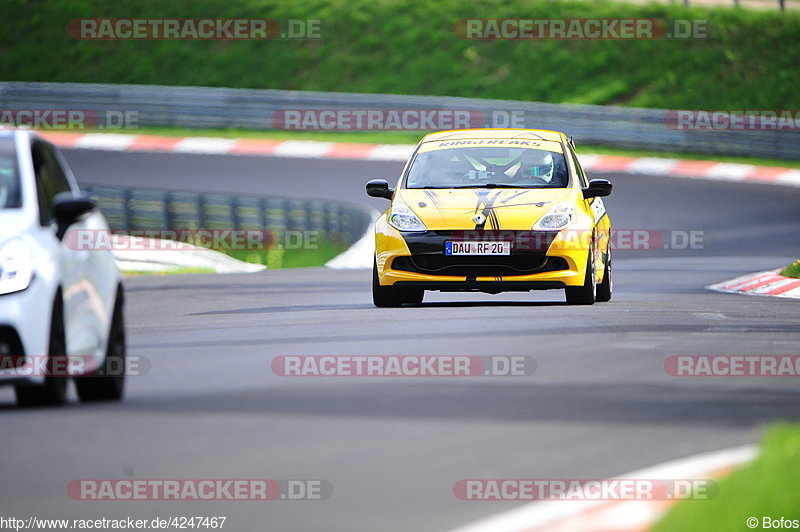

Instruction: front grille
[395,229,568,277]
[402,230,561,255]
[393,255,568,276]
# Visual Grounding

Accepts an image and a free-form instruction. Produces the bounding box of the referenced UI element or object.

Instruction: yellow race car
[366,129,612,307]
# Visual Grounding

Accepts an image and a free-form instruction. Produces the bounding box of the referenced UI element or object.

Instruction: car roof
[421,128,566,143]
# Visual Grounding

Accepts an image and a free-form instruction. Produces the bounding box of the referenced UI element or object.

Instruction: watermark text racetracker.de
[272,109,483,131]
[665,356,800,377]
[271,355,536,377]
[454,478,718,501]
[68,479,333,501]
[437,229,706,252]
[0,109,138,130]
[665,109,800,131]
[63,229,707,253]
[64,229,322,251]
[0,354,150,377]
[272,108,552,130]
[454,18,709,40]
[68,18,324,40]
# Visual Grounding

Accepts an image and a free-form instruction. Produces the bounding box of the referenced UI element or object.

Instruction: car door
[31,140,102,363]
[566,143,609,277]
[52,142,119,367]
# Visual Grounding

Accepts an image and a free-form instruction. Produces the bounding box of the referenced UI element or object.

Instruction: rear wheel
[595,249,612,303]
[565,247,596,306]
[15,292,69,407]
[76,287,126,402]
[372,260,404,307]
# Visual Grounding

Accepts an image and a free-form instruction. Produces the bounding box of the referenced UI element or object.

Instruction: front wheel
[15,292,69,407]
[372,260,404,307]
[565,247,596,306]
[75,287,126,402]
[595,249,612,303]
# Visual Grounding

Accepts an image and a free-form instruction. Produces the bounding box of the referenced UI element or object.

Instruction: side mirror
[366,179,394,200]
[53,192,96,240]
[582,179,612,199]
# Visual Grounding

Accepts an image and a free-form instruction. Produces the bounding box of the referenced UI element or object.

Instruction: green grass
[219,240,349,269]
[1,0,798,110]
[653,424,800,532]
[779,260,800,278]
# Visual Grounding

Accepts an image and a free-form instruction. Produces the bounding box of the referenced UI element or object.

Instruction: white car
[0,129,125,406]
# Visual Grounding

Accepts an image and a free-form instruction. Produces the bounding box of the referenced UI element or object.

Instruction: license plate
[445,241,511,255]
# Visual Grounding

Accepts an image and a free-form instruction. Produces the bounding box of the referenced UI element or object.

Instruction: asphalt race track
[0,148,798,532]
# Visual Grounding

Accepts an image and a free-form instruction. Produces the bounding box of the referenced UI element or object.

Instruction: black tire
[75,287,125,402]
[565,247,596,305]
[403,288,424,305]
[595,248,612,303]
[15,291,69,407]
[372,260,404,307]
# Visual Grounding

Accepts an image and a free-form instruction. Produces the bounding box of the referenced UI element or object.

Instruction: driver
[519,150,555,183]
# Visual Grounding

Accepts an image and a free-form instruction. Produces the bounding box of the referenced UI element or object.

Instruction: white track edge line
[445,444,757,532]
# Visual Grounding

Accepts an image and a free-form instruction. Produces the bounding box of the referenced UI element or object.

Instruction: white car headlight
[389,201,427,232]
[532,203,575,231]
[0,240,33,295]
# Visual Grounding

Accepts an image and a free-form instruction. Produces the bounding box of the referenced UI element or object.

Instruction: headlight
[0,240,34,295]
[532,203,575,231]
[389,201,427,232]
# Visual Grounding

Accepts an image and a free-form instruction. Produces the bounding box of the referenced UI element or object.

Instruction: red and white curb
[447,445,756,532]
[39,132,800,188]
[578,154,800,188]
[707,269,800,299]
[39,131,416,161]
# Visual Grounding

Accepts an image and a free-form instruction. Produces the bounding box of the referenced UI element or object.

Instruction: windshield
[0,139,21,209]
[405,145,569,189]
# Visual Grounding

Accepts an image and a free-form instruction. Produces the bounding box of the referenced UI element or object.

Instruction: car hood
[395,188,574,231]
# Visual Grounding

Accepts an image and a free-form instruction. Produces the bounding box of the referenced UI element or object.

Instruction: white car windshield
[0,139,21,209]
[406,145,569,189]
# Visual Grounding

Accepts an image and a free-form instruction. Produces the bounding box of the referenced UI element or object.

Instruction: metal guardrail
[1,81,799,160]
[81,184,376,250]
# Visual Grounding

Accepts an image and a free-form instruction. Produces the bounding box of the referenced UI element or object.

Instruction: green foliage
[221,241,348,269]
[653,424,800,532]
[1,0,798,109]
[779,259,800,278]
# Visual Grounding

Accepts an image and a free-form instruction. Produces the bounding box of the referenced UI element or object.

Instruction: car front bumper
[0,275,54,387]
[375,215,592,291]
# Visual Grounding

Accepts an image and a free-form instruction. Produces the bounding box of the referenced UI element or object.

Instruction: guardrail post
[163,192,173,230]
[198,194,207,228]
[122,188,132,230]
[231,196,240,230]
